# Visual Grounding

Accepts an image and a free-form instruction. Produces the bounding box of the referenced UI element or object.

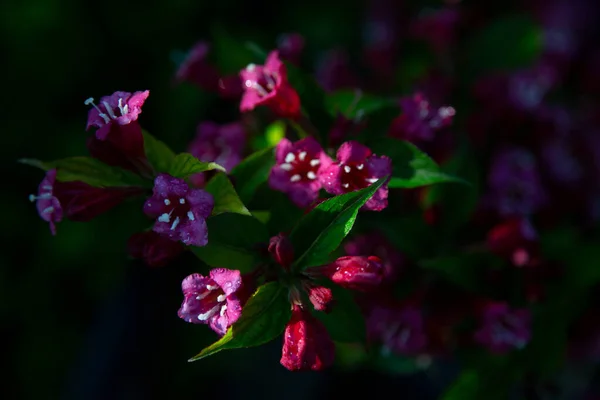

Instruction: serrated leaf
[204,173,250,216]
[188,282,291,361]
[313,285,365,343]
[289,177,387,271]
[230,147,275,204]
[168,153,225,179]
[19,157,149,188]
[370,139,469,188]
[191,213,268,273]
[142,130,176,173]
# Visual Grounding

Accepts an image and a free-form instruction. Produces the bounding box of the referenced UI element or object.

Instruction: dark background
[4,0,599,398]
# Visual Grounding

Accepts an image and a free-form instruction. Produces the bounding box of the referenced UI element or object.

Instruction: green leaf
[188,282,291,361]
[326,90,396,119]
[313,285,365,343]
[204,173,251,216]
[168,153,226,179]
[191,213,268,273]
[370,139,469,188]
[230,147,275,204]
[142,130,176,173]
[19,157,149,188]
[289,177,387,270]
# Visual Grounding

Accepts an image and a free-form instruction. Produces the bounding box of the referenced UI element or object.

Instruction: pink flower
[268,233,295,270]
[389,92,455,143]
[30,169,144,235]
[474,302,531,354]
[486,217,540,267]
[303,283,334,313]
[143,174,214,247]
[367,304,427,355]
[280,305,335,371]
[178,269,243,335]
[85,91,150,175]
[319,256,385,292]
[127,231,185,268]
[320,141,391,211]
[269,137,332,208]
[277,33,305,65]
[344,232,405,284]
[239,51,301,119]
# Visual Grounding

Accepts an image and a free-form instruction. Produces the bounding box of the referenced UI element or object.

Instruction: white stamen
[280,163,293,171]
[29,193,53,202]
[220,304,228,317]
[366,178,379,183]
[42,206,55,215]
[206,285,218,291]
[42,185,53,191]
[310,159,320,167]
[285,152,295,163]
[298,151,307,161]
[170,216,180,230]
[344,165,351,173]
[307,171,316,180]
[290,174,301,182]
[197,305,220,321]
[164,199,171,206]
[158,213,170,223]
[29,194,36,202]
[117,98,128,116]
[357,164,364,170]
[246,63,256,71]
[102,101,117,119]
[84,97,110,124]
[179,198,185,204]
[217,295,226,302]
[343,183,350,188]
[264,73,276,90]
[196,292,210,300]
[187,211,195,221]
[250,82,269,97]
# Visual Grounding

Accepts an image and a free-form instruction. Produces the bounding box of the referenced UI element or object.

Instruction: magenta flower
[29,170,62,235]
[85,90,149,141]
[302,283,334,313]
[367,305,427,356]
[178,269,243,335]
[277,32,305,65]
[474,302,531,354]
[174,41,220,91]
[320,141,391,211]
[269,137,332,208]
[280,305,335,371]
[127,231,185,268]
[319,256,385,292]
[485,147,547,217]
[239,51,301,119]
[143,174,214,247]
[389,92,455,143]
[344,232,404,284]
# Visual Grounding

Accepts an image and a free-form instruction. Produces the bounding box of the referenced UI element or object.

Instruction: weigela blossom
[143,174,214,247]
[367,304,427,356]
[319,256,385,292]
[174,41,220,91]
[280,304,335,371]
[127,231,185,268]
[389,92,455,143]
[344,232,404,284]
[239,51,301,119]
[30,169,143,235]
[320,141,391,211]
[474,302,531,354]
[269,137,332,208]
[303,283,334,313]
[178,269,243,335]
[85,90,149,141]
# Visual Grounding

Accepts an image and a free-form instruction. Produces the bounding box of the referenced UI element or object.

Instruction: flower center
[280,150,321,183]
[194,281,228,321]
[84,97,129,125]
[244,64,278,98]
[339,162,378,191]
[156,196,195,230]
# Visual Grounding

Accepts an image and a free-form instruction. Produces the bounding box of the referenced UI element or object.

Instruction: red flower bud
[280,305,335,371]
[304,283,334,313]
[321,256,385,291]
[268,233,295,269]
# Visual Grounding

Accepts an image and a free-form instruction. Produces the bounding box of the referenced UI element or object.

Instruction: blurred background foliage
[4,0,600,398]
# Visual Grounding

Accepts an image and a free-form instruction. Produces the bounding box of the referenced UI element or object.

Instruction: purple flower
[507,64,557,111]
[85,90,149,141]
[29,170,62,235]
[240,51,301,119]
[474,302,531,354]
[174,41,220,92]
[277,32,305,65]
[485,147,547,217]
[269,137,332,208]
[540,136,583,187]
[143,174,214,247]
[320,141,391,211]
[188,121,246,173]
[177,269,243,336]
[367,305,427,356]
[389,92,455,143]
